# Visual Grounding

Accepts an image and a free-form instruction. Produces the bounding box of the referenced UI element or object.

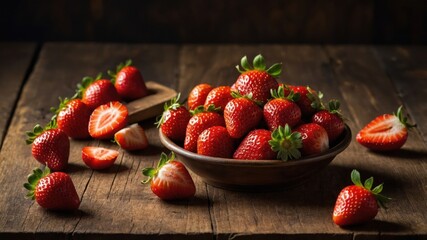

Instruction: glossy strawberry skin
[234,70,278,104]
[160,106,191,142]
[293,123,329,156]
[35,172,80,210]
[57,99,91,139]
[197,126,234,158]
[263,98,301,131]
[82,146,119,170]
[88,101,128,140]
[285,85,317,117]
[184,112,225,152]
[203,86,233,112]
[83,79,121,110]
[32,129,70,171]
[115,66,148,101]
[312,110,345,143]
[188,83,213,110]
[224,98,263,139]
[233,129,276,160]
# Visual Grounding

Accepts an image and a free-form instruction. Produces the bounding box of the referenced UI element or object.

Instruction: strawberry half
[142,152,196,201]
[333,169,391,226]
[114,123,149,151]
[24,167,80,210]
[52,97,91,139]
[356,106,415,151]
[89,101,128,139]
[188,83,213,110]
[82,146,119,170]
[108,59,148,101]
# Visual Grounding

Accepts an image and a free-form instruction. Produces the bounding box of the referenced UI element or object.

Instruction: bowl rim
[159,124,352,167]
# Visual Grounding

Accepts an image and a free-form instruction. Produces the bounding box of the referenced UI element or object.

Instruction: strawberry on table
[26,122,70,171]
[203,86,233,113]
[24,167,80,210]
[333,169,391,226]
[233,54,281,104]
[284,85,322,118]
[52,97,91,139]
[73,73,121,110]
[156,93,191,143]
[88,101,128,139]
[311,100,345,143]
[293,123,329,157]
[82,146,119,170]
[356,106,416,151]
[197,126,234,158]
[114,123,149,151]
[188,83,213,110]
[142,152,196,201]
[233,129,276,160]
[108,59,148,101]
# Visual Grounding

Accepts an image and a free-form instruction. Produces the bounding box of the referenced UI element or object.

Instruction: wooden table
[0,43,426,240]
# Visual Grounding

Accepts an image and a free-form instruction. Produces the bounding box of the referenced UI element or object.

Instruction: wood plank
[0,42,36,148]
[0,43,212,239]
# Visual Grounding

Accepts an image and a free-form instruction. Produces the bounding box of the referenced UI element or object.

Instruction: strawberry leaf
[364,177,374,190]
[24,167,51,200]
[269,124,302,161]
[253,54,266,70]
[351,169,363,187]
[265,63,282,78]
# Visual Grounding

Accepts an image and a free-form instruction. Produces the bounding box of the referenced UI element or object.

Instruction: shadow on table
[340,219,411,232]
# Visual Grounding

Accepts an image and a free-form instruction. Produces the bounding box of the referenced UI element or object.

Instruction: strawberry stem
[269,124,302,161]
[394,105,416,129]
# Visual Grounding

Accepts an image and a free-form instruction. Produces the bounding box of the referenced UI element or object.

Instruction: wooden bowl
[159,125,352,191]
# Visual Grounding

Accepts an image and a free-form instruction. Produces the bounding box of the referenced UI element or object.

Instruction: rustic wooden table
[0,43,426,240]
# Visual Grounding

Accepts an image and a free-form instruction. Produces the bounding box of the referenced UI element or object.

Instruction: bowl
[159,125,352,191]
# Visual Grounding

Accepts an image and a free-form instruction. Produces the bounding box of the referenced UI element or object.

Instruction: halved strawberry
[356,106,416,151]
[114,123,149,151]
[142,152,196,201]
[89,101,128,139]
[82,146,119,170]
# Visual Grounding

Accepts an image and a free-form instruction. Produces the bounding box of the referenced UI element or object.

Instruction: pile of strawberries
[24,60,150,210]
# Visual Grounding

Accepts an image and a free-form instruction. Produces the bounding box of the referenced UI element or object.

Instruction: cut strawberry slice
[82,146,119,170]
[89,101,128,139]
[114,123,149,151]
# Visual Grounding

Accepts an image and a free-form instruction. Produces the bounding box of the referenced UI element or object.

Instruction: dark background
[1,0,426,44]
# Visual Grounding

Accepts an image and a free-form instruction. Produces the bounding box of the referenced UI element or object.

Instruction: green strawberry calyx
[25,120,57,145]
[270,85,300,102]
[351,169,391,209]
[23,167,51,200]
[269,124,303,161]
[155,93,184,127]
[141,152,175,184]
[236,54,282,78]
[325,99,344,119]
[394,106,416,129]
[72,73,103,99]
[108,59,133,84]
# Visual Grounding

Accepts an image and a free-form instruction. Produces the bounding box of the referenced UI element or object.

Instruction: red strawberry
[312,100,345,143]
[224,93,263,139]
[24,167,80,210]
[114,123,149,151]
[294,123,329,156]
[233,129,277,160]
[88,101,128,139]
[356,106,415,151]
[184,106,225,152]
[197,126,234,158]
[142,152,196,200]
[263,85,302,131]
[82,146,119,170]
[333,169,391,226]
[203,86,233,112]
[188,83,213,110]
[157,93,191,142]
[108,59,148,101]
[74,74,121,110]
[52,97,91,139]
[284,85,322,117]
[234,54,280,104]
[26,122,70,171]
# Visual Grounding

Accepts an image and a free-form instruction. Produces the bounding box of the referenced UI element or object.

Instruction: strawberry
[114,123,149,151]
[142,152,196,200]
[203,86,233,112]
[263,85,302,131]
[24,167,80,210]
[26,122,70,171]
[156,93,191,142]
[293,123,329,156]
[284,85,322,118]
[333,169,391,226]
[51,97,91,139]
[197,126,234,158]
[74,73,121,110]
[184,105,225,152]
[82,146,119,170]
[234,54,280,104]
[233,129,276,160]
[188,83,213,110]
[224,93,263,139]
[312,100,345,143]
[88,101,128,139]
[356,106,416,151]
[108,59,148,101]
[269,124,303,161]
